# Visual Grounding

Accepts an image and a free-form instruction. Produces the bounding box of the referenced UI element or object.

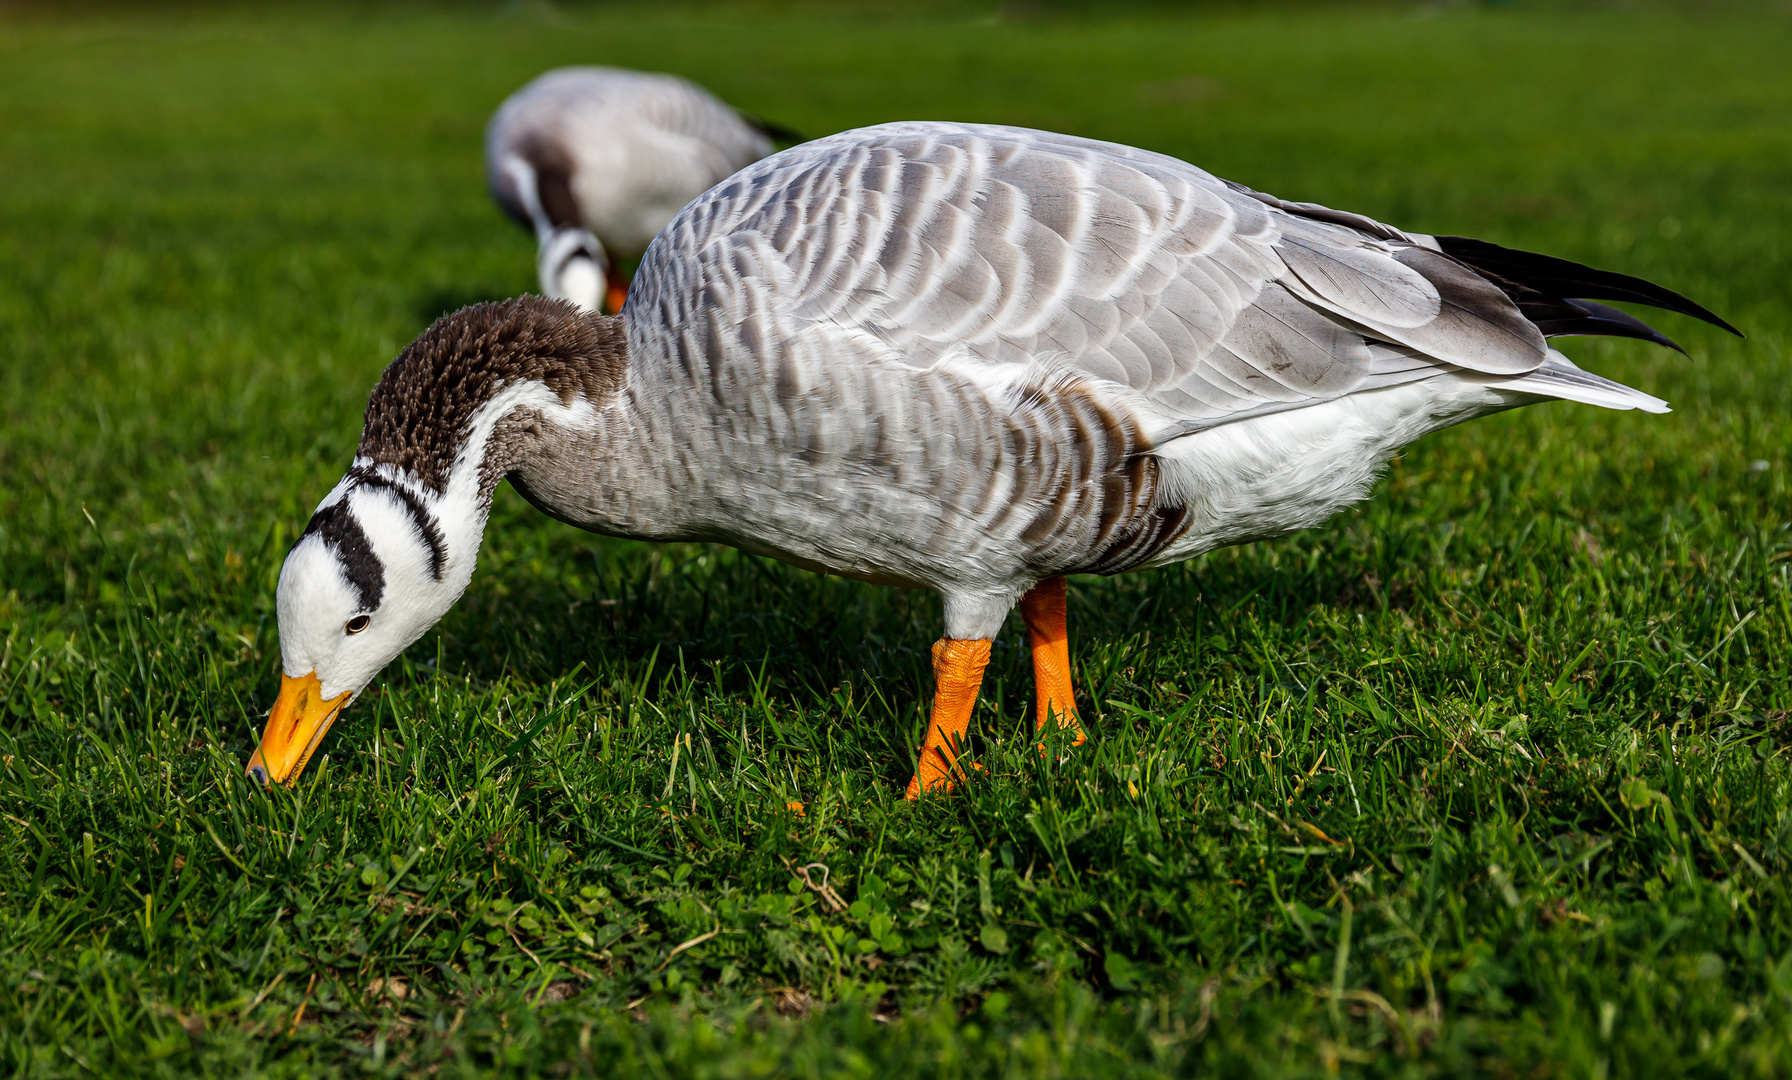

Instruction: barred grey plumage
[249,121,1736,789]
[593,122,1724,633]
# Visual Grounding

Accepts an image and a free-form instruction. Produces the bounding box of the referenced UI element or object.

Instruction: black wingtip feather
[1533,299,1686,355]
[1435,235,1743,339]
[739,112,805,146]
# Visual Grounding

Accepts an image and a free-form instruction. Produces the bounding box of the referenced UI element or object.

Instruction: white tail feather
[1479,350,1670,413]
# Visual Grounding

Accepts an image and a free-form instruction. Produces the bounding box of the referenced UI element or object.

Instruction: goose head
[248,297,626,785]
[246,470,467,785]
[539,226,607,314]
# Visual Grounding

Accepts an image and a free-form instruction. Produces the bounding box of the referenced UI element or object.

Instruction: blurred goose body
[251,122,1737,794]
[486,66,778,315]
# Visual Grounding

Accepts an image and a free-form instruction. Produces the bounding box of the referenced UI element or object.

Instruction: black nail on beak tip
[247,764,268,786]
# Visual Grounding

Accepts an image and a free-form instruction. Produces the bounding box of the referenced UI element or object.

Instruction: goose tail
[1433,234,1743,348]
[1480,350,1671,413]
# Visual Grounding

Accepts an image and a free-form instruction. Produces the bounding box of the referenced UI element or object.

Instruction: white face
[276,480,471,701]
[538,227,607,314]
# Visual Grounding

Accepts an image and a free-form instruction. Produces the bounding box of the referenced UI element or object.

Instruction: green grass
[2,1,1791,1075]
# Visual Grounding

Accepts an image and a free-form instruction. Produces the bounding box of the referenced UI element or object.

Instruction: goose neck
[351,296,630,545]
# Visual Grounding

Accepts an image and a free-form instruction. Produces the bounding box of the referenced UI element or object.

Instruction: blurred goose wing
[487,67,776,256]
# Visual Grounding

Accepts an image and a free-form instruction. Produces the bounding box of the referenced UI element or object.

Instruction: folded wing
[632,122,1735,434]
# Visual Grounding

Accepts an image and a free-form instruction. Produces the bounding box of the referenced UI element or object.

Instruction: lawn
[2,0,1790,1075]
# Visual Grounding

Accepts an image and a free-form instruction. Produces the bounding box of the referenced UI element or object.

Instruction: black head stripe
[301,500,384,611]
[348,467,447,581]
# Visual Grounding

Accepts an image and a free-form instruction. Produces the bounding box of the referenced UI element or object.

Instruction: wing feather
[632,122,1593,435]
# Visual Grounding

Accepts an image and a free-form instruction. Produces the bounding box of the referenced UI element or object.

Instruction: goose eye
[345,615,371,635]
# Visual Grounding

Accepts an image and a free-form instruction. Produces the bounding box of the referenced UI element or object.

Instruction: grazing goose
[486,66,781,315]
[249,122,1737,796]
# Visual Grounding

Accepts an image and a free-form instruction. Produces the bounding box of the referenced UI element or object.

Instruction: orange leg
[904,638,992,799]
[1020,576,1086,747]
[604,271,632,316]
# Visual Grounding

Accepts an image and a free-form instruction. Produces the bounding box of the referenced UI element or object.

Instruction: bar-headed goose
[250,122,1737,795]
[485,66,782,315]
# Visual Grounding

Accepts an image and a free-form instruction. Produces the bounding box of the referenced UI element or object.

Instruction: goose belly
[1140,375,1521,569]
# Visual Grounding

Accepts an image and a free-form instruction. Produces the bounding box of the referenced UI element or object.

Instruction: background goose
[485,66,783,316]
[250,121,1737,796]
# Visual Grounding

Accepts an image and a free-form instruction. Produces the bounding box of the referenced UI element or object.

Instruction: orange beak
[246,671,350,786]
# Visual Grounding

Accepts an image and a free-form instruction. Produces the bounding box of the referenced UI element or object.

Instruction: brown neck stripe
[357,297,627,493]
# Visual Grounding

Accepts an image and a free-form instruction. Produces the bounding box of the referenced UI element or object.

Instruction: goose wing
[630,121,1647,438]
